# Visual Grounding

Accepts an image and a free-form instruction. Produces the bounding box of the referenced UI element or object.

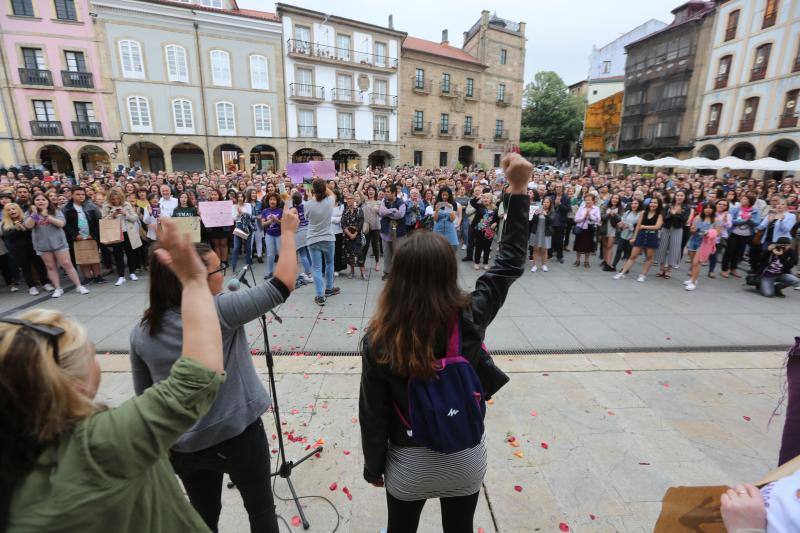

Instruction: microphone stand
[226,267,322,530]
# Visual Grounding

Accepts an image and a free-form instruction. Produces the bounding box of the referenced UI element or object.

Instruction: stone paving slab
[96,351,788,533]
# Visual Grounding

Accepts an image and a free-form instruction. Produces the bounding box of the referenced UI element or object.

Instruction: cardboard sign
[173,216,202,242]
[74,239,100,265]
[198,201,233,228]
[127,226,142,250]
[286,160,336,183]
[310,160,336,180]
[287,163,311,184]
[99,218,123,244]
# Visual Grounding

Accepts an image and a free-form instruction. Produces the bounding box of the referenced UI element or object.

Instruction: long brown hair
[366,231,470,380]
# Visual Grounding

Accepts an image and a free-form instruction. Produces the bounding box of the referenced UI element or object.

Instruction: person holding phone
[432,186,460,253]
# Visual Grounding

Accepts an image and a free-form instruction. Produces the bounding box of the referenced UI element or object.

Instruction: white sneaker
[636,275,646,283]
[683,280,692,285]
[129,273,138,281]
[473,264,480,270]
[685,282,696,291]
[461,244,466,250]
[28,287,39,296]
[530,265,538,273]
[115,277,126,286]
[542,265,549,272]
[9,285,19,292]
[483,264,490,270]
[43,283,55,291]
[334,272,339,277]
[76,285,90,295]
[51,288,64,298]
[613,272,625,280]
[301,273,313,282]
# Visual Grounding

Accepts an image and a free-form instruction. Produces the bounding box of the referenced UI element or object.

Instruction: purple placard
[311,160,336,180]
[286,163,312,184]
[198,200,233,228]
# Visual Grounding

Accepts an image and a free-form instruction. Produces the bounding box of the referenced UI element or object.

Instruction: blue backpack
[393,317,486,454]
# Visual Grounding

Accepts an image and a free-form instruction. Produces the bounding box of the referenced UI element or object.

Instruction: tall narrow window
[706,103,722,135]
[216,101,235,135]
[441,73,451,93]
[495,119,504,138]
[295,68,313,97]
[415,68,425,90]
[253,104,272,136]
[763,0,778,28]
[413,110,423,131]
[740,97,759,132]
[464,115,473,135]
[725,10,740,41]
[210,50,231,87]
[54,0,77,21]
[33,100,56,121]
[165,45,188,83]
[497,83,506,102]
[375,42,387,67]
[337,112,354,139]
[413,151,422,166]
[439,152,448,167]
[500,49,507,64]
[374,78,388,105]
[22,47,46,70]
[74,102,95,122]
[119,40,144,79]
[780,90,799,128]
[373,115,388,141]
[440,113,449,134]
[249,55,269,90]
[293,25,310,54]
[127,96,151,132]
[11,0,35,16]
[298,109,315,137]
[172,99,194,134]
[465,78,474,97]
[715,55,732,89]
[751,43,771,82]
[64,51,86,72]
[336,34,351,62]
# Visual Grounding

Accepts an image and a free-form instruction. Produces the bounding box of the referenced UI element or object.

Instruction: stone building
[618,1,717,161]
[399,11,525,169]
[276,3,405,170]
[92,0,286,173]
[583,92,624,167]
[0,0,120,173]
[693,0,799,167]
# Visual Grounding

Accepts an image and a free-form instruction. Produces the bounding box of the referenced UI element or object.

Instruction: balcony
[462,125,478,138]
[410,122,431,135]
[289,83,324,102]
[750,65,767,82]
[655,96,687,113]
[373,129,389,142]
[624,103,649,117]
[331,88,361,106]
[439,82,458,98]
[779,112,798,129]
[496,94,511,107]
[337,127,355,140]
[705,122,719,136]
[19,68,52,86]
[30,120,63,136]
[298,125,317,138]
[494,129,509,140]
[286,39,398,71]
[714,74,729,90]
[369,93,397,109]
[438,124,456,137]
[61,70,93,88]
[412,77,432,94]
[72,121,102,137]
[739,118,755,132]
[619,138,644,150]
[725,26,737,41]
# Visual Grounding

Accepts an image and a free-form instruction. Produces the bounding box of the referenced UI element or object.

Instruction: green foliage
[521,71,585,146]
[519,141,556,157]
[454,161,464,171]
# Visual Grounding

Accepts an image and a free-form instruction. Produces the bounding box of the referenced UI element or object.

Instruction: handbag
[572,225,583,237]
[99,217,123,244]
[752,229,764,245]
[232,227,250,239]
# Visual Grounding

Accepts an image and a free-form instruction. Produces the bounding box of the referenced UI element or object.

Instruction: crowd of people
[0,161,798,301]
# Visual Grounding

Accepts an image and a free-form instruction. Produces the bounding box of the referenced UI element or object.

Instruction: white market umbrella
[645,157,684,167]
[740,157,796,171]
[673,157,720,169]
[782,159,800,172]
[609,156,649,165]
[706,156,749,169]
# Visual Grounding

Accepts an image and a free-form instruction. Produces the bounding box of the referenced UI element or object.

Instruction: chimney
[388,14,393,29]
[441,29,449,45]
[481,9,490,27]
[518,21,526,36]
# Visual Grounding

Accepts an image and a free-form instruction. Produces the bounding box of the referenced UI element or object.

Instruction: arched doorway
[78,145,109,172]
[458,146,474,167]
[250,144,278,172]
[292,148,323,163]
[766,139,799,180]
[698,144,720,160]
[39,145,74,174]
[213,143,244,172]
[128,142,165,172]
[332,149,361,172]
[730,142,756,161]
[368,150,392,169]
[171,143,205,172]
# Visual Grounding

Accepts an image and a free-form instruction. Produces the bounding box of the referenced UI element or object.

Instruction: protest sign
[199,201,233,228]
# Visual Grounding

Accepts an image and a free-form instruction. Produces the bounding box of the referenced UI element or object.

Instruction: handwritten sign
[173,216,202,242]
[198,201,233,228]
[310,160,336,180]
[287,163,312,184]
[286,160,337,183]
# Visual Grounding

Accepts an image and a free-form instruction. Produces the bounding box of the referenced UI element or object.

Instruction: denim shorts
[634,231,659,249]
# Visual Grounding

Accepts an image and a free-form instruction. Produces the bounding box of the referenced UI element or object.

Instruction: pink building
[0,0,118,174]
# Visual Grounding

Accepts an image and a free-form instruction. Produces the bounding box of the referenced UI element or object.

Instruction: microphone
[226,265,250,292]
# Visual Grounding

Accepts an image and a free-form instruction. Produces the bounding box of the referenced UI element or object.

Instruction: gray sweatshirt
[129,278,289,452]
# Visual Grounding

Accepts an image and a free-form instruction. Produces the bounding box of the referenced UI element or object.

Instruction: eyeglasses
[207,265,227,278]
[0,317,65,364]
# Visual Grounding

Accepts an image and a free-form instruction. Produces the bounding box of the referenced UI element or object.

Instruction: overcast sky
[238,0,679,85]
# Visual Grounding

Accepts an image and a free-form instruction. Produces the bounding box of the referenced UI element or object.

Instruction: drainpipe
[0,38,27,165]
[193,19,211,170]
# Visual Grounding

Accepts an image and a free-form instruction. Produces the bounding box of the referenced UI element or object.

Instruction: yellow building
[582,91,623,172]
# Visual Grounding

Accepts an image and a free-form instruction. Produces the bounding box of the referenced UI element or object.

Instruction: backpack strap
[446,314,462,358]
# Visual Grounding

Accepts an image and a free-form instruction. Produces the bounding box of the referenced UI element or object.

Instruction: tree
[521,71,584,150]
[519,141,556,158]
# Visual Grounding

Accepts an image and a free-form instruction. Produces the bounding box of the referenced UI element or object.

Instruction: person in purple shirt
[260,192,282,280]
[378,183,407,281]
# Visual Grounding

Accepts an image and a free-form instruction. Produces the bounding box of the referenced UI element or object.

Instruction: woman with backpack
[359,152,531,533]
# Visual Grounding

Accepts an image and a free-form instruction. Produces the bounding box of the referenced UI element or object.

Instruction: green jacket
[9,357,225,532]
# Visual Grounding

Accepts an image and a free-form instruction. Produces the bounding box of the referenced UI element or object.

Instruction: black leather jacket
[358,192,529,483]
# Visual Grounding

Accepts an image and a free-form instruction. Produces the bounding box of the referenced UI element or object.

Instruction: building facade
[0,0,120,173]
[693,0,799,166]
[92,0,286,173]
[277,3,405,170]
[583,91,624,166]
[618,1,717,161]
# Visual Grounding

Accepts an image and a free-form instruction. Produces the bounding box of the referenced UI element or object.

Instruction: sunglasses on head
[0,318,65,364]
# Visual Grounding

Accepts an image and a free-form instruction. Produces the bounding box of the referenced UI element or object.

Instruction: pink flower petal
[625,369,633,375]
[514,485,523,492]
[343,450,351,455]
[589,514,597,521]
[329,482,337,491]
[540,442,549,450]
[530,410,538,416]
[291,516,301,527]
[559,523,570,532]
[743,415,751,421]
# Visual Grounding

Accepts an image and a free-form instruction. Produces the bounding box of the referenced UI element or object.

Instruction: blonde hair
[105,186,126,207]
[0,309,97,489]
[1,202,23,231]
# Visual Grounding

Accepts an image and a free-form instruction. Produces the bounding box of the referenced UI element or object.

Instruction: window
[500,49,507,64]
[373,78,388,105]
[337,112,354,139]
[740,97,759,132]
[172,99,194,134]
[64,51,86,72]
[210,50,231,86]
[602,61,611,74]
[22,47,46,69]
[493,153,501,167]
[413,110,423,131]
[725,10,740,41]
[54,0,77,20]
[165,45,188,83]
[763,0,778,28]
[298,109,315,137]
[374,115,388,140]
[465,78,474,97]
[495,119,504,137]
[440,113,449,133]
[706,103,722,135]
[439,152,447,167]
[199,0,222,7]
[294,25,311,53]
[656,120,680,138]
[375,42,387,67]
[119,40,144,79]
[127,96,151,132]
[441,73,451,93]
[33,100,56,121]
[414,68,424,89]
[336,34,351,62]
[253,104,272,136]
[715,55,732,89]
[795,41,800,72]
[464,115,473,134]
[780,90,799,128]
[249,55,269,90]
[74,101,95,122]
[216,101,235,135]
[336,73,352,91]
[497,83,506,102]
[413,150,422,166]
[11,0,34,16]
[751,43,771,81]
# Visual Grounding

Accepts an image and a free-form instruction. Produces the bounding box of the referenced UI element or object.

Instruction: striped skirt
[656,226,684,267]
[384,434,487,501]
